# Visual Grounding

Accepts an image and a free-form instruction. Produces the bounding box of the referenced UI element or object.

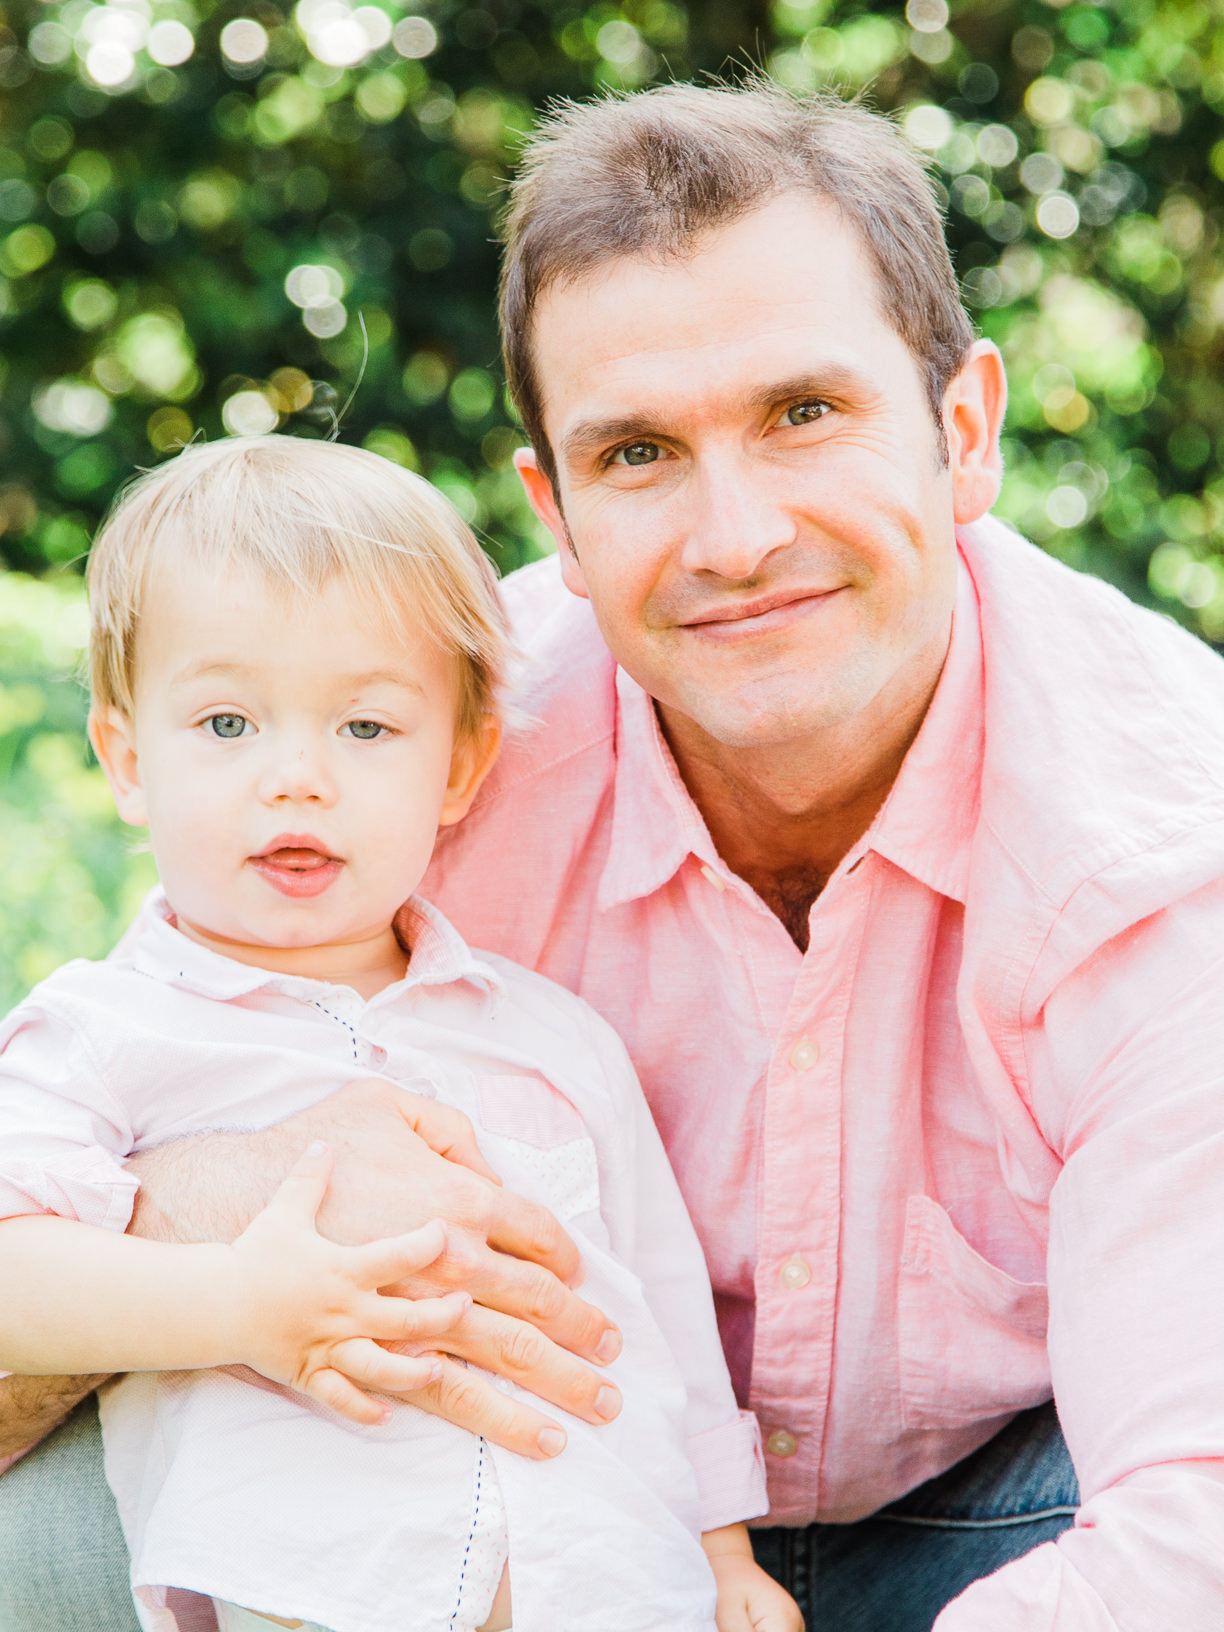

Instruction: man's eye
[784,401,830,426]
[615,441,661,467]
[343,720,384,740]
[208,714,249,738]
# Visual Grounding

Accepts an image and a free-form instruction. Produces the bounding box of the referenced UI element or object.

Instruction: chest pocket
[898,1193,1051,1431]
[476,1073,600,1223]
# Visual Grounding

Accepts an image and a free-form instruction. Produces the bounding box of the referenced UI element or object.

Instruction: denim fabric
[0,1395,1075,1632]
[752,1402,1079,1632]
[0,1395,141,1632]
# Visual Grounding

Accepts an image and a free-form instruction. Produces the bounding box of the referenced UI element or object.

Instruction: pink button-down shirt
[426,515,1224,1627]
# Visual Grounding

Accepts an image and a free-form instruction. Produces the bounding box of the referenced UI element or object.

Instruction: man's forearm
[0,1371,110,1460]
[129,1123,305,1244]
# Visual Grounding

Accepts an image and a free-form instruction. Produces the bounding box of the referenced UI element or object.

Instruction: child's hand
[703,1525,804,1632]
[225,1140,472,1425]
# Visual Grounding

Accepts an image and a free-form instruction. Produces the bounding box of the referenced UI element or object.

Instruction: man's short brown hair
[499,78,974,487]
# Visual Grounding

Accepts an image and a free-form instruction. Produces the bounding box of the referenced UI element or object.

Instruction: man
[4,80,1224,1631]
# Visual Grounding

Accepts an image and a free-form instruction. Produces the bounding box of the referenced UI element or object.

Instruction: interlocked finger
[404,1357,569,1460]
[330,1337,444,1395]
[305,1366,389,1427]
[356,1287,472,1345]
[352,1218,449,1289]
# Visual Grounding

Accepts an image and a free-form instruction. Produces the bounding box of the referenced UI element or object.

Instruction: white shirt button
[699,864,726,893]
[778,1255,812,1290]
[788,1038,818,1072]
[766,1429,798,1458]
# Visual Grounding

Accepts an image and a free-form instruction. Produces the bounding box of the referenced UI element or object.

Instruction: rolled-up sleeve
[0,1003,138,1232]
[936,878,1224,1628]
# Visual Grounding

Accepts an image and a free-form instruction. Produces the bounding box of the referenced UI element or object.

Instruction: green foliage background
[1,0,1222,1005]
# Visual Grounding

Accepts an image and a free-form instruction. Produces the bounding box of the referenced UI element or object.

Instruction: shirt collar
[597,550,984,914]
[124,889,504,1004]
[598,666,726,913]
[857,552,982,905]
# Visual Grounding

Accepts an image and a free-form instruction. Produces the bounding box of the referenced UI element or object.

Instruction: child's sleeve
[0,998,138,1232]
[580,1005,768,1534]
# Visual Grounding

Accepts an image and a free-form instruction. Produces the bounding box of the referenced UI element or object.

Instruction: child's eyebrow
[170,660,423,693]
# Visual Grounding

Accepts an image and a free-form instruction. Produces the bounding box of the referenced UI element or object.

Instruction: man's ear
[513,446,589,601]
[438,713,502,828]
[943,339,1008,525]
[88,706,149,828]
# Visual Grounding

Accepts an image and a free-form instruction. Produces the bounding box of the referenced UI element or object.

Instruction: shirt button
[766,1429,798,1458]
[778,1255,812,1290]
[788,1038,818,1072]
[700,864,726,893]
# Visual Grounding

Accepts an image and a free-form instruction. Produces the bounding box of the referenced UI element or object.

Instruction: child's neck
[174,918,409,1002]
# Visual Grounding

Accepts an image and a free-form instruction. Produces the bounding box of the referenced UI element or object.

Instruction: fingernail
[427,1359,444,1383]
[537,1425,566,1457]
[594,1328,622,1365]
[594,1385,621,1422]
[304,1139,327,1158]
[377,1406,392,1426]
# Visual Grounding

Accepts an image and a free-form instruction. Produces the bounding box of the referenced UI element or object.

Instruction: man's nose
[679,448,799,580]
[256,738,338,806]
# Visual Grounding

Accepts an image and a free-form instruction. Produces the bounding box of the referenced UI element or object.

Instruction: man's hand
[227,1142,471,1425]
[129,1078,624,1458]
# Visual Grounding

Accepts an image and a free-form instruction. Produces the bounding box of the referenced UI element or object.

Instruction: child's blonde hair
[86,435,508,745]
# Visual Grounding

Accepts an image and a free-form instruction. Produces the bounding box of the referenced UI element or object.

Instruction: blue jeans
[753,1401,1079,1630]
[0,1396,1075,1632]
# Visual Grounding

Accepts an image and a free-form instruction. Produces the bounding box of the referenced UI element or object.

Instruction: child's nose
[258,742,338,805]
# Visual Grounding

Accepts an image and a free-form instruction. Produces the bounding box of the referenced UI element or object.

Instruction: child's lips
[249,846,342,898]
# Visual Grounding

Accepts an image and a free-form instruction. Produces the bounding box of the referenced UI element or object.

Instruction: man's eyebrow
[744,366,875,412]
[559,366,876,466]
[560,414,661,465]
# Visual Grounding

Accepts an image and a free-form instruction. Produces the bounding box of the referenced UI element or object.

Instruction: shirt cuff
[689,1409,769,1532]
[0,1148,138,1232]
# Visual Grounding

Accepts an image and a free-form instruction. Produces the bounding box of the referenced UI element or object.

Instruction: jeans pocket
[898,1193,1050,1432]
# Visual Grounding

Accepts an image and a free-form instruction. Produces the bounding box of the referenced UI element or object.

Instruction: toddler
[0,438,797,1632]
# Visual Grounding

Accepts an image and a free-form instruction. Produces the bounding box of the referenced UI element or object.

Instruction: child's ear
[438,714,501,828]
[88,706,149,828]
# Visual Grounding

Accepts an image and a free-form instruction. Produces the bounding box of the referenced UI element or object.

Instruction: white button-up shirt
[0,895,766,1632]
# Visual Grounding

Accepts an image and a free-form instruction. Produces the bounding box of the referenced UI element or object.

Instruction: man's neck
[658,634,950,952]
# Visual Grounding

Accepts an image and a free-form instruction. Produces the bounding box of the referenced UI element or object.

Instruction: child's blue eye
[209,714,248,738]
[344,720,383,740]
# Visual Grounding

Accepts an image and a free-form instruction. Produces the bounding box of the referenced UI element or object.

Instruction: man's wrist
[127,1126,298,1246]
[0,1371,112,1460]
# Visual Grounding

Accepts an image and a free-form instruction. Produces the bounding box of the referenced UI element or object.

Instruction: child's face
[90,555,497,959]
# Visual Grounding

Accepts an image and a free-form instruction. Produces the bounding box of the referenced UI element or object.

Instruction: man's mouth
[249,834,342,899]
[678,586,843,637]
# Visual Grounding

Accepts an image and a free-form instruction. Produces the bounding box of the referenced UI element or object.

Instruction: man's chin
[659,688,854,755]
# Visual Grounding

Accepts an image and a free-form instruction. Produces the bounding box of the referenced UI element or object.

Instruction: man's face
[518,192,1002,753]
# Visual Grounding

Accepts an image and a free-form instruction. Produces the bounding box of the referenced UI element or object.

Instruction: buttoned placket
[748,846,873,1514]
